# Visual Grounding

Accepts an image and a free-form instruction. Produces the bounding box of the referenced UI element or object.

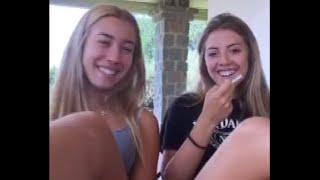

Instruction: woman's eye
[122,47,133,53]
[98,41,111,46]
[231,49,241,54]
[208,52,217,57]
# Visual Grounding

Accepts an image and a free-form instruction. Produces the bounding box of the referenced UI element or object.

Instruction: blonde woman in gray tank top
[50,4,159,180]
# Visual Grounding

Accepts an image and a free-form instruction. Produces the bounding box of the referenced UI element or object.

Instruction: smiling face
[204,29,248,85]
[82,16,136,91]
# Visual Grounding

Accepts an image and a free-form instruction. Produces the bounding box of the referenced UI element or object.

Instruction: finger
[223,102,230,109]
[219,97,228,106]
[219,86,234,101]
[223,79,236,98]
[228,104,233,114]
[215,80,232,97]
[224,102,233,114]
[226,94,233,103]
[219,93,233,107]
[207,84,220,95]
[225,85,235,100]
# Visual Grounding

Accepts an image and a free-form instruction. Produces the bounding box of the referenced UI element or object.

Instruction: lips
[217,70,236,77]
[98,66,120,76]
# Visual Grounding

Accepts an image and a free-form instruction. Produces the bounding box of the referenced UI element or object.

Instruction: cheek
[123,55,134,70]
[83,40,104,60]
[82,57,92,81]
[205,59,217,74]
[82,51,93,72]
[82,44,93,68]
[239,55,249,75]
[82,46,98,78]
[82,50,89,70]
[242,61,249,75]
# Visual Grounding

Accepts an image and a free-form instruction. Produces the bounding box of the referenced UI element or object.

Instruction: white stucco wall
[208,0,270,87]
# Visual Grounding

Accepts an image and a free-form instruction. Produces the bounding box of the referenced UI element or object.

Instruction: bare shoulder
[138,108,160,148]
[139,108,159,131]
[129,108,159,180]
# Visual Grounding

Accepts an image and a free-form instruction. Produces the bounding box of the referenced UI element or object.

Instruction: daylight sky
[50,5,88,68]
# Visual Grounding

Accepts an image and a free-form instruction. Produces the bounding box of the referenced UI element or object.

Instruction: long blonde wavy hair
[50,4,146,159]
[195,13,269,117]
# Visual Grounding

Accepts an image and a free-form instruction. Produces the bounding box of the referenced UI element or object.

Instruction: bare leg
[196,117,270,180]
[50,111,128,180]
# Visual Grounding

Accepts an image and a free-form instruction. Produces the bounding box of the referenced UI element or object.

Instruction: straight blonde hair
[195,13,269,117]
[50,4,146,161]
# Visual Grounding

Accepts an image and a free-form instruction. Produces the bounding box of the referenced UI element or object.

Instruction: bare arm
[196,117,270,180]
[130,109,160,180]
[161,115,215,180]
[160,150,176,175]
[162,81,235,180]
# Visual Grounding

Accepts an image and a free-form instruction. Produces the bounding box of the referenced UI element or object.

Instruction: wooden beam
[50,0,206,20]
[50,0,157,14]
[194,9,207,21]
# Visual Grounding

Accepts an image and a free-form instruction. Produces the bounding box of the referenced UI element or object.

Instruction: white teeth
[219,70,235,77]
[98,67,117,75]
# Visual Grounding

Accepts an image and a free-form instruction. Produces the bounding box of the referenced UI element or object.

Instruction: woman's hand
[199,80,235,128]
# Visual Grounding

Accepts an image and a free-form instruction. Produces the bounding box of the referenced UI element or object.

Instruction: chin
[95,85,113,92]
[215,81,223,86]
[91,81,116,91]
[212,78,222,85]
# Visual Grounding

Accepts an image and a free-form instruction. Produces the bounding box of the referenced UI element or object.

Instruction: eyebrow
[97,33,135,46]
[207,42,242,50]
[227,43,242,48]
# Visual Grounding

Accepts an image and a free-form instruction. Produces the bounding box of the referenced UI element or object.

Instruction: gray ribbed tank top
[112,108,143,174]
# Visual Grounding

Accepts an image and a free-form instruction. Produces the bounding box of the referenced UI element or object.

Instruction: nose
[106,45,120,63]
[218,53,231,66]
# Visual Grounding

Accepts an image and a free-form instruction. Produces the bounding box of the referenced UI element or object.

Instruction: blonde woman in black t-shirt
[160,13,269,180]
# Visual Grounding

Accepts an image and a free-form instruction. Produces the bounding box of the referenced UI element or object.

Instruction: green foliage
[187,20,206,91]
[188,20,207,50]
[135,14,156,107]
[186,50,200,91]
[50,66,58,87]
[135,14,156,82]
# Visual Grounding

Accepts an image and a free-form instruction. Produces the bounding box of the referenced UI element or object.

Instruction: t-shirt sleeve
[160,97,194,152]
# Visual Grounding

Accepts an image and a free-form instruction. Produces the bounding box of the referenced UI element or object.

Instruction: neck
[86,85,111,112]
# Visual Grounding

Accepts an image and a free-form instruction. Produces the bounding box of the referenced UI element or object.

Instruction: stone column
[152,0,197,122]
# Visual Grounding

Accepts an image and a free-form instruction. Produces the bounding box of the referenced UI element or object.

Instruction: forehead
[89,16,136,42]
[205,29,245,48]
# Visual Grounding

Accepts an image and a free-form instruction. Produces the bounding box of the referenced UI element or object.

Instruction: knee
[72,111,106,128]
[234,117,270,175]
[230,116,270,145]
[51,111,107,128]
[50,111,115,151]
[238,116,269,135]
[50,111,113,140]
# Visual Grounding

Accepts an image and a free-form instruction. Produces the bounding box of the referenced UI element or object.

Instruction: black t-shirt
[160,93,250,177]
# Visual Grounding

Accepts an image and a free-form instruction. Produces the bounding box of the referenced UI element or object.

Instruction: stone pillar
[152,0,197,122]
